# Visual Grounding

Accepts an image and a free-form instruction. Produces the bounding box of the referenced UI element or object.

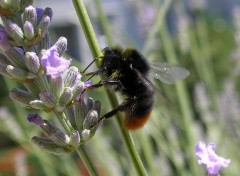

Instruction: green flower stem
[106,94,148,176]
[70,1,102,174]
[94,0,113,46]
[76,145,100,176]
[195,14,217,106]
[159,21,199,175]
[72,0,148,175]
[143,0,172,55]
[135,131,158,175]
[72,0,101,59]
[54,111,74,134]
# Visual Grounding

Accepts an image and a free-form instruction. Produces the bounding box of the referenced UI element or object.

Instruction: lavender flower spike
[195,141,231,175]
[41,46,71,78]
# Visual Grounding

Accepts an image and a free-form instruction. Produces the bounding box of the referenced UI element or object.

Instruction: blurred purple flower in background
[195,141,231,175]
[41,46,71,78]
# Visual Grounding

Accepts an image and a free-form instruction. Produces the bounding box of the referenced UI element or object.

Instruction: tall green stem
[72,0,148,175]
[76,145,100,176]
[159,21,199,175]
[72,0,101,59]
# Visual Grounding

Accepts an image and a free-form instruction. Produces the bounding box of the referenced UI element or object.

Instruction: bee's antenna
[87,74,96,81]
[81,55,103,74]
[81,58,98,74]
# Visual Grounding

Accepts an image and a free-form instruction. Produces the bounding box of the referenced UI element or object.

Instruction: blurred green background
[0,0,240,175]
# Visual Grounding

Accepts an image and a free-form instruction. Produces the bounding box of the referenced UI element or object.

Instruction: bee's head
[101,47,122,71]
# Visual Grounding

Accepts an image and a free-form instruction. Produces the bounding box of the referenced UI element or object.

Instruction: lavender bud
[6,65,36,80]
[0,53,10,66]
[29,100,47,110]
[3,19,24,43]
[0,64,12,78]
[0,25,11,52]
[42,7,53,20]
[87,97,95,110]
[83,110,99,130]
[27,113,44,126]
[37,15,50,38]
[38,30,50,50]
[50,76,63,99]
[31,136,66,155]
[63,66,81,87]
[23,5,37,27]
[58,87,73,108]
[65,105,76,129]
[23,21,34,40]
[81,129,91,142]
[39,91,56,108]
[4,47,26,69]
[41,120,70,146]
[54,37,67,56]
[69,131,80,147]
[36,7,44,20]
[71,82,85,100]
[25,52,40,73]
[9,88,36,107]
[73,101,85,130]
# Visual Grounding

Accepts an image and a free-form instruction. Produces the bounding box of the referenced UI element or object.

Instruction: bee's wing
[149,62,190,84]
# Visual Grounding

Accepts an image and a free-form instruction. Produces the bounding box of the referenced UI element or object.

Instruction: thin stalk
[94,0,113,46]
[76,145,100,176]
[107,95,148,176]
[159,21,199,175]
[54,111,74,134]
[72,0,148,175]
[72,0,101,59]
[143,0,172,55]
[135,131,158,175]
[195,14,217,106]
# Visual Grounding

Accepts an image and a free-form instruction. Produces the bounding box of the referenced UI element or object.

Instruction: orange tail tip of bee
[124,112,151,130]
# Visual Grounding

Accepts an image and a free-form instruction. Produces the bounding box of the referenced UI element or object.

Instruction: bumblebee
[82,47,189,130]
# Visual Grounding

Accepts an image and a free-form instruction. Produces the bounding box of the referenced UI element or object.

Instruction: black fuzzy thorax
[101,47,154,117]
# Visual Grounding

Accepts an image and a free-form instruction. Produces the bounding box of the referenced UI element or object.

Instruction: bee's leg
[83,69,102,76]
[99,99,135,121]
[80,80,121,99]
[83,69,102,80]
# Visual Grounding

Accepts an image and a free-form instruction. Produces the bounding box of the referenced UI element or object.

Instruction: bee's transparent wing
[149,62,190,84]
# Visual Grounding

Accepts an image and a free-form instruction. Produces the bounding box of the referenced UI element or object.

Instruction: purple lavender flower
[36,8,44,18]
[41,46,71,78]
[27,114,44,126]
[0,26,11,52]
[195,141,231,175]
[84,80,93,88]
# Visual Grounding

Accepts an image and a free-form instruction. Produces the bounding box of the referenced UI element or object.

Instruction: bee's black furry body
[100,47,154,129]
